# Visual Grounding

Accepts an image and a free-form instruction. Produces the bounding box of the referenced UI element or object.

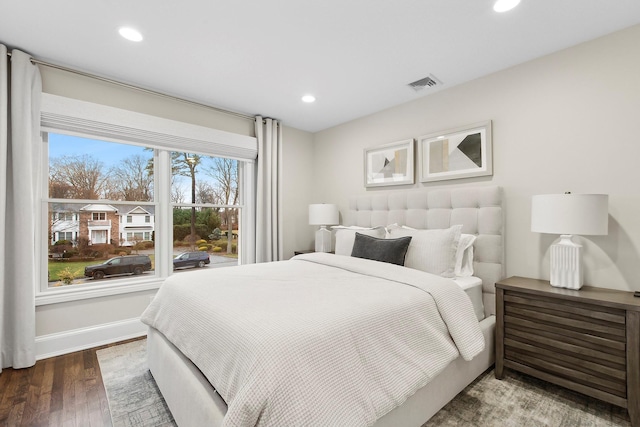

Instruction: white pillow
[333,226,386,256]
[455,234,476,277]
[387,225,462,278]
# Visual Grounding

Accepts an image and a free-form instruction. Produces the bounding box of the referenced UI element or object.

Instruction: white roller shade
[41,93,257,160]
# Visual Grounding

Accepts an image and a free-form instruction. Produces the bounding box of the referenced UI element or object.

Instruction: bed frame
[147,185,504,426]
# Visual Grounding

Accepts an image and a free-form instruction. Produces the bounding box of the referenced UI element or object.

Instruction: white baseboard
[35,317,147,360]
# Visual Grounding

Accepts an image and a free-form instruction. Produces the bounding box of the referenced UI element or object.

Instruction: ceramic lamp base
[549,235,583,290]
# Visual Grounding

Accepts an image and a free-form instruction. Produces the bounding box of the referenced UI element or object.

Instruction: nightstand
[495,276,640,426]
[294,250,334,256]
[294,250,314,256]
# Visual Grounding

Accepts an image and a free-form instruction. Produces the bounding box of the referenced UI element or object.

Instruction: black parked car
[84,255,152,279]
[173,251,210,269]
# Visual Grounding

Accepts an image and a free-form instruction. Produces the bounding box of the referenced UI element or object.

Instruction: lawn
[48,260,96,281]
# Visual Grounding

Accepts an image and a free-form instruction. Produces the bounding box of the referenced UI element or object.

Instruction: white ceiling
[1,1,640,133]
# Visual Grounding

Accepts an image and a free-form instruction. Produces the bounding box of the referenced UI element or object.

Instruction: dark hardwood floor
[0,337,143,427]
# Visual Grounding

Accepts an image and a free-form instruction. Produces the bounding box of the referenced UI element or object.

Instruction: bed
[142,185,504,427]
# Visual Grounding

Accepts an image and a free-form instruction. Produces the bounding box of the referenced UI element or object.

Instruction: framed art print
[364,139,414,188]
[418,121,492,182]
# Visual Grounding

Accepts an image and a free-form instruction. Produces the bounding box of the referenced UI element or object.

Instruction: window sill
[36,277,164,306]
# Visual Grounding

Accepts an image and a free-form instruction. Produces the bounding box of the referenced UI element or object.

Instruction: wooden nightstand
[495,276,640,426]
[294,250,314,256]
[294,250,334,255]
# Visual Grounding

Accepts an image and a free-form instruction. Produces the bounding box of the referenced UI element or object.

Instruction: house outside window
[40,94,257,304]
[51,207,80,245]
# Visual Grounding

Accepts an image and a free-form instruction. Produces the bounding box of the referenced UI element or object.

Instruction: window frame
[37,94,257,306]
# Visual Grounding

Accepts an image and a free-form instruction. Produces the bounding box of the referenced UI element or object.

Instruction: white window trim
[37,94,257,306]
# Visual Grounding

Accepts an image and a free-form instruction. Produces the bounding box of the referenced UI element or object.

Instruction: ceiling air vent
[408,74,442,92]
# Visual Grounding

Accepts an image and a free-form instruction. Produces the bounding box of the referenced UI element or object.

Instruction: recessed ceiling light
[301,95,316,103]
[118,27,143,42]
[493,0,520,13]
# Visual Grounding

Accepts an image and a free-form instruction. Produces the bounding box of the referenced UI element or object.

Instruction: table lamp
[531,193,608,290]
[309,204,339,252]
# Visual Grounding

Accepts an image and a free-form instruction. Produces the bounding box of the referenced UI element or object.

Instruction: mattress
[453,276,484,321]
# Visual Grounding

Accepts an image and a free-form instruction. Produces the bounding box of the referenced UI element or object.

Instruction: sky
[48,132,229,200]
[48,133,149,168]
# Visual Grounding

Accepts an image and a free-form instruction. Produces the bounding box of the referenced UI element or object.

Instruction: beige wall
[38,66,314,336]
[312,24,640,292]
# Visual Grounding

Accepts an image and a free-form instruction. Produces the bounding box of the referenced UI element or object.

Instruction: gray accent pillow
[350,232,412,266]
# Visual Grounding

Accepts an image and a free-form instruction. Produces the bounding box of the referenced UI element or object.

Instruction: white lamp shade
[309,204,339,225]
[531,194,608,236]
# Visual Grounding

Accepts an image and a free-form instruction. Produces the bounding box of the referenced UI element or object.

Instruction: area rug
[96,339,176,427]
[98,339,631,427]
[424,369,630,427]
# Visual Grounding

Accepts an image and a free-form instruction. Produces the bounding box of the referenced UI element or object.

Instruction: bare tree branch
[49,154,107,199]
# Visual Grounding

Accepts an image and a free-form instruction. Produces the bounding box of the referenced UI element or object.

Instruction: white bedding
[141,253,484,427]
[453,276,484,322]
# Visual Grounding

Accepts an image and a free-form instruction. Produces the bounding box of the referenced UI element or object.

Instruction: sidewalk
[207,255,237,268]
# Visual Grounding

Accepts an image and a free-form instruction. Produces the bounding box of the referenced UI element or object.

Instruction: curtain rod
[7,51,257,122]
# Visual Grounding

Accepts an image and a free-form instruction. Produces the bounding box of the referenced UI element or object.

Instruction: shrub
[212,246,222,253]
[58,266,81,285]
[198,246,208,252]
[143,241,154,249]
[211,228,221,240]
[50,243,72,254]
[54,239,72,246]
[91,243,114,258]
[196,239,207,246]
[76,237,91,257]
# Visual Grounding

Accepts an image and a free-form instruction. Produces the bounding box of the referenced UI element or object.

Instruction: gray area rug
[98,339,631,427]
[96,340,176,427]
[425,369,630,427]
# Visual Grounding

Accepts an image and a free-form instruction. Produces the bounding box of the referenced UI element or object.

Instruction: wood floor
[0,338,143,427]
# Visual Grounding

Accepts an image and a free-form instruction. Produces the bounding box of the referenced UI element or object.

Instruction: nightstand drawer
[503,288,628,401]
[495,276,640,426]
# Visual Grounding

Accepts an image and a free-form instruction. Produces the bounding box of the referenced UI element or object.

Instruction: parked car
[173,251,210,269]
[84,255,152,279]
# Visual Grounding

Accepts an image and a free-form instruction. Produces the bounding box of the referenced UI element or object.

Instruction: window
[39,93,257,304]
[56,212,75,221]
[57,231,74,241]
[170,153,242,272]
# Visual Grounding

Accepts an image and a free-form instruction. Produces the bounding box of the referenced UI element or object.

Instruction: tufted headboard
[343,186,504,317]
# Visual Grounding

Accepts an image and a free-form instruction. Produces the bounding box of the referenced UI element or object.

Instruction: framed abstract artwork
[364,139,414,188]
[417,121,492,182]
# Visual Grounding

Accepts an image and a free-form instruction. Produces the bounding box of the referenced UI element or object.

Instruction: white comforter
[141,253,484,427]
